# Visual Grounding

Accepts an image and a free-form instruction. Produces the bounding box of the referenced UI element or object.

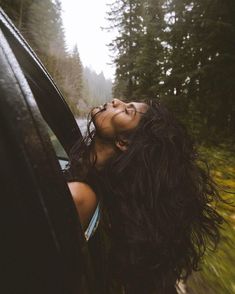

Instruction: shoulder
[68,181,98,229]
[68,181,96,204]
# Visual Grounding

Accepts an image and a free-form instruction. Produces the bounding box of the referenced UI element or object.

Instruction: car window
[47,126,70,171]
[48,127,68,159]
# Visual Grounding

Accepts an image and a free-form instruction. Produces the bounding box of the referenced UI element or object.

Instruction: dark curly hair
[65,100,224,293]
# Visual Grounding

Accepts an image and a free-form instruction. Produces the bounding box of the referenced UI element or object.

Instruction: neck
[92,136,117,169]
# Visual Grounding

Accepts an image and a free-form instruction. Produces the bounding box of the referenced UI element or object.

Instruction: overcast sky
[61,0,116,80]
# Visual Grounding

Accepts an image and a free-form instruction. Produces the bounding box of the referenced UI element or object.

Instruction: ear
[115,138,129,152]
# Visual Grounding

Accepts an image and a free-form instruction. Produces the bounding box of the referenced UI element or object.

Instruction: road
[76,118,89,136]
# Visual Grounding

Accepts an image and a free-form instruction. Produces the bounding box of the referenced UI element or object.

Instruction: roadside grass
[188,145,235,294]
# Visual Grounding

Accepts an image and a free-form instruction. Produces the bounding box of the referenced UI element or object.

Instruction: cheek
[113,115,140,132]
[111,115,127,131]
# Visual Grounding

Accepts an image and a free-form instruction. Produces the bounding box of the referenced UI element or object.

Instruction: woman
[64,98,223,293]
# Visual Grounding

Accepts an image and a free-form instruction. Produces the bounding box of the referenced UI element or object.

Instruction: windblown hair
[65,100,224,293]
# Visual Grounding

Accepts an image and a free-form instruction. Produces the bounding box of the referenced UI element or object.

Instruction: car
[0,8,100,294]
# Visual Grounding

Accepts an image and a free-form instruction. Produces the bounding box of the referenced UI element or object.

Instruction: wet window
[47,126,69,170]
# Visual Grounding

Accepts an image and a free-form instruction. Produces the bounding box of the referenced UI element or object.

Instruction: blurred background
[0,0,234,293]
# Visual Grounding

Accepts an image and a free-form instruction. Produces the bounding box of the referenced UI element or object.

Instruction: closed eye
[125,107,134,115]
[126,104,136,116]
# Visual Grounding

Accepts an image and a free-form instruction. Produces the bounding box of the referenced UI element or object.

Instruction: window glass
[46,127,69,170]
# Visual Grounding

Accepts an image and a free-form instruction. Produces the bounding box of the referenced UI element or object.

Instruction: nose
[112,98,124,108]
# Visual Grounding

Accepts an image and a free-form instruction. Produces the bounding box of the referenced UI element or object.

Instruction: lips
[98,103,107,111]
[91,104,106,119]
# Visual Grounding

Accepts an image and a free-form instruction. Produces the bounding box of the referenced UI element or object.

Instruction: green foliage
[23,0,84,116]
[61,45,84,116]
[164,0,235,142]
[107,0,145,99]
[134,0,165,100]
[107,0,235,142]
[0,0,111,117]
[187,145,235,294]
[0,0,33,31]
[26,0,66,63]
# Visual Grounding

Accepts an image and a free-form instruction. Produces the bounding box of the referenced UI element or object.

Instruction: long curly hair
[65,100,224,293]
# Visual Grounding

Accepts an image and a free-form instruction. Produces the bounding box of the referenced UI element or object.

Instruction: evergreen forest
[0,0,112,117]
[0,0,234,293]
[107,0,235,144]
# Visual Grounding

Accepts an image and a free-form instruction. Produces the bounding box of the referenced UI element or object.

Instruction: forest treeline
[0,0,234,143]
[107,0,235,143]
[0,0,112,117]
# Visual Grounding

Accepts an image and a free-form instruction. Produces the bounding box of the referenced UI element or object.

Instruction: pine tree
[164,0,235,140]
[26,0,66,68]
[62,45,84,116]
[0,0,34,32]
[135,0,165,100]
[107,0,144,100]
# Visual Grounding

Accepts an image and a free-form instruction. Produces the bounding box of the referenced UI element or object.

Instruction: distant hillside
[80,66,112,116]
[0,1,112,118]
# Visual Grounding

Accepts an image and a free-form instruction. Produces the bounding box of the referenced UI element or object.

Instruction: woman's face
[91,99,148,138]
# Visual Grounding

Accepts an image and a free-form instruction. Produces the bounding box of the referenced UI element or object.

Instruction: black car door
[0,8,95,294]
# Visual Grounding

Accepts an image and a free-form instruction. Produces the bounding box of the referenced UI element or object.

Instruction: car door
[0,8,96,294]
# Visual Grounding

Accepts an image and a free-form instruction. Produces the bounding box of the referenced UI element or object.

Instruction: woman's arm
[68,182,98,229]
